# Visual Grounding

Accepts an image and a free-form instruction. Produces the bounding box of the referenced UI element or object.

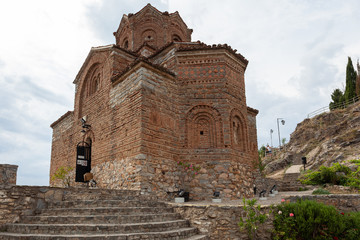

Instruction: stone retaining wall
[170,193,360,239]
[170,204,273,240]
[74,156,255,201]
[0,164,18,186]
[0,186,64,224]
[2,184,359,239]
[0,185,143,224]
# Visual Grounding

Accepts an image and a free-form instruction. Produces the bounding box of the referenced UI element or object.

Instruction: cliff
[264,101,360,176]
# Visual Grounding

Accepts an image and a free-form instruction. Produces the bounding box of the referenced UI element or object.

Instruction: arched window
[141,29,156,45]
[88,72,101,96]
[123,40,129,49]
[172,34,182,42]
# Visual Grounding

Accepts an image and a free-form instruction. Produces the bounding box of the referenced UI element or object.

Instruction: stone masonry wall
[0,164,18,186]
[148,158,255,200]
[2,184,359,238]
[0,186,64,224]
[0,185,144,225]
[170,194,360,240]
[86,154,255,200]
[170,204,273,240]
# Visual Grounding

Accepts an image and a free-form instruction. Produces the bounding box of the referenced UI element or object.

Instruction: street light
[277,118,285,148]
[270,129,274,147]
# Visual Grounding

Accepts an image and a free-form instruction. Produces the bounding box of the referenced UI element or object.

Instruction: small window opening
[124,40,129,49]
[200,131,204,135]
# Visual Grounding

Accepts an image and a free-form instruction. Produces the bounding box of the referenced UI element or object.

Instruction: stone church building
[50,4,258,200]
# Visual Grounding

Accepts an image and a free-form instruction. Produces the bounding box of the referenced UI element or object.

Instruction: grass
[312,188,330,195]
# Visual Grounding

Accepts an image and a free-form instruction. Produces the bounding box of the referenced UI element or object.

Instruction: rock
[219,173,228,179]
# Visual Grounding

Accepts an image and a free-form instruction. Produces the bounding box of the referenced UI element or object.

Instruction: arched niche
[230,109,249,152]
[185,105,223,148]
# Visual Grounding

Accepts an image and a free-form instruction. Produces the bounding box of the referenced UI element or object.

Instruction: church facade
[50,4,258,200]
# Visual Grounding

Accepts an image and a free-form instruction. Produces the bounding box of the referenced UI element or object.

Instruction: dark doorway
[75,140,91,182]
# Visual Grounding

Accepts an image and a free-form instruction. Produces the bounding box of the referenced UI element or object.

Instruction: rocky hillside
[264,101,360,175]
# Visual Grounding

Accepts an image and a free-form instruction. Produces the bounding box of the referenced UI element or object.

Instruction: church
[50,4,258,200]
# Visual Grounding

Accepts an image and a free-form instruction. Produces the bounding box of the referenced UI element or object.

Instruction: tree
[258,145,266,158]
[51,166,73,187]
[329,88,344,110]
[344,57,357,102]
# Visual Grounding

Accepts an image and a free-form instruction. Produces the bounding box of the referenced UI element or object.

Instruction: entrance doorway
[75,139,91,182]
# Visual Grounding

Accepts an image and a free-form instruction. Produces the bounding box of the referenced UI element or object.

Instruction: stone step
[186,235,209,240]
[62,192,157,201]
[22,212,181,224]
[4,220,189,234]
[0,227,201,240]
[48,199,167,208]
[40,206,174,216]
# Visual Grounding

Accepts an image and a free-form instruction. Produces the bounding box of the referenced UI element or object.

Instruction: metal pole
[277,119,281,148]
[270,129,273,147]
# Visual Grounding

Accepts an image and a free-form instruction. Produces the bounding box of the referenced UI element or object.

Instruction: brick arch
[133,21,164,49]
[172,34,182,42]
[141,29,157,44]
[185,105,223,148]
[230,109,249,152]
[78,63,101,117]
[169,20,187,42]
[121,37,129,49]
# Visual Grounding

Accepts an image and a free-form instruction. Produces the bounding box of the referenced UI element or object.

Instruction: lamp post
[277,118,285,148]
[302,157,307,171]
[270,129,273,147]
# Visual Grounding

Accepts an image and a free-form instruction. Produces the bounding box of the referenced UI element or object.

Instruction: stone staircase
[0,189,207,239]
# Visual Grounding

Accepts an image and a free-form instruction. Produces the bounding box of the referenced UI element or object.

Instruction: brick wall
[114,4,192,51]
[50,5,259,200]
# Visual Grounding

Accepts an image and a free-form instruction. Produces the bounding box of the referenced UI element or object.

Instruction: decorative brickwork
[50,4,258,200]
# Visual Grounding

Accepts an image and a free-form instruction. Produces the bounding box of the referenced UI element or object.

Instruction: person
[266,144,272,154]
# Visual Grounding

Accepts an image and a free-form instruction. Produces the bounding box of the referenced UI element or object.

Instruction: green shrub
[348,159,360,165]
[300,163,360,189]
[238,198,269,240]
[312,188,330,195]
[273,200,360,240]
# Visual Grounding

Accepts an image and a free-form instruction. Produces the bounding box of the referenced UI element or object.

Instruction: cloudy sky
[1,0,360,186]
